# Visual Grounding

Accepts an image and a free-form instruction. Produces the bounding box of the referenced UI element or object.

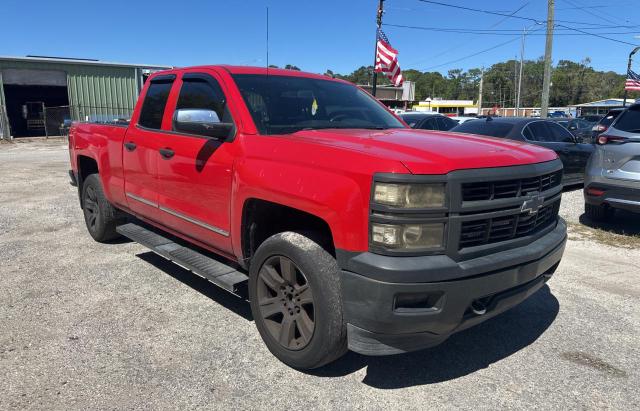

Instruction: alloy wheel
[256,256,315,350]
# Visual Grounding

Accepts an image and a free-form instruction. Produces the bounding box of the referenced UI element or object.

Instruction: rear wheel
[249,232,347,369]
[82,174,124,242]
[585,202,614,222]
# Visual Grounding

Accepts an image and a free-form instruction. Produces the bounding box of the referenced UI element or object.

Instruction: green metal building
[0,56,171,138]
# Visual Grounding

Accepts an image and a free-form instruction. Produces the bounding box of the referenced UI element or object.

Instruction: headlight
[373,183,445,208]
[371,222,444,250]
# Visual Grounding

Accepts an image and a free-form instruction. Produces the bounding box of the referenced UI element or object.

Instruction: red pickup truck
[68,66,567,369]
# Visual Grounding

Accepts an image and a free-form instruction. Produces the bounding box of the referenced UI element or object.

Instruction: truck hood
[289,128,558,174]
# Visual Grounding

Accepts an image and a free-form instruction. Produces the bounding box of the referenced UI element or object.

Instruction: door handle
[159,148,175,159]
[124,142,137,151]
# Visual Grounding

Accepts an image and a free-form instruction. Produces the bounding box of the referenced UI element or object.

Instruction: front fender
[231,158,372,257]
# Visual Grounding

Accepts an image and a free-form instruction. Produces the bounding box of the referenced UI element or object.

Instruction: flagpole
[623,46,640,107]
[371,0,384,97]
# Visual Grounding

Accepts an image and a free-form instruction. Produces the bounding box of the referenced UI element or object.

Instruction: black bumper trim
[342,231,566,356]
[585,183,640,213]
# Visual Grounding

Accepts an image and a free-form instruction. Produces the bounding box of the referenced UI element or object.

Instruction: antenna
[266,7,269,70]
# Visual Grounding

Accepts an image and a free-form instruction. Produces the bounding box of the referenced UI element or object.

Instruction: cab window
[138,77,174,129]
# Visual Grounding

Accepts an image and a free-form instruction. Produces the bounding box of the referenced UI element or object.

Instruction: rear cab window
[453,120,514,138]
[138,75,175,129]
[612,106,640,133]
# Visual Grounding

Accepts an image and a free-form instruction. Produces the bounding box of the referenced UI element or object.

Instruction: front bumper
[584,182,640,213]
[340,218,567,356]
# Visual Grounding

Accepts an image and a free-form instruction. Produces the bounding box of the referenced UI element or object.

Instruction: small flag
[625,69,640,91]
[375,29,403,87]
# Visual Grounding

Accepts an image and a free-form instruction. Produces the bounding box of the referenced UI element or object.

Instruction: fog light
[371,222,444,251]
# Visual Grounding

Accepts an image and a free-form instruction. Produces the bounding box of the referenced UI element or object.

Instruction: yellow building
[413,98,477,116]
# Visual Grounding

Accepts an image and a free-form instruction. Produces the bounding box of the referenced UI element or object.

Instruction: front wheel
[249,232,347,369]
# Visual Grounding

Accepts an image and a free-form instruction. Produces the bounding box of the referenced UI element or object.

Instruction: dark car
[578,114,602,123]
[399,112,458,131]
[591,108,624,141]
[451,117,595,185]
[550,118,595,143]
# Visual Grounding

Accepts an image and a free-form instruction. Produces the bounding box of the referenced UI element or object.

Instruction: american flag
[625,69,640,91]
[375,29,403,87]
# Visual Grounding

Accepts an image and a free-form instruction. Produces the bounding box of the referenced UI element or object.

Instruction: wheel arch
[240,198,336,269]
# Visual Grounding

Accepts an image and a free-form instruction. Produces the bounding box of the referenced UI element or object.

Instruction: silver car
[584,103,640,220]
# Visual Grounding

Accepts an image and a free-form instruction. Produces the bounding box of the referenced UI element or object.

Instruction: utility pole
[623,46,640,106]
[540,0,554,118]
[516,27,525,117]
[477,69,484,116]
[371,0,384,97]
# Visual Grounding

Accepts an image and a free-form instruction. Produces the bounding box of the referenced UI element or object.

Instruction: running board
[116,223,248,293]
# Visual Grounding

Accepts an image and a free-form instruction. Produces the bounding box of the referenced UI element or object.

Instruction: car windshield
[232,74,405,135]
[451,120,514,137]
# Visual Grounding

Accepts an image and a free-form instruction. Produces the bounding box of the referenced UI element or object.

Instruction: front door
[523,121,578,183]
[122,75,176,220]
[155,71,235,254]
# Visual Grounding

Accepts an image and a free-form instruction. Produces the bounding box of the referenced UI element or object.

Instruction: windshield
[232,74,405,135]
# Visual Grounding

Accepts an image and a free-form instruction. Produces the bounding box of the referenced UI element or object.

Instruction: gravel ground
[1,139,638,410]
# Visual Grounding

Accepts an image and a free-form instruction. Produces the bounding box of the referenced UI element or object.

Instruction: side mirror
[173,109,234,139]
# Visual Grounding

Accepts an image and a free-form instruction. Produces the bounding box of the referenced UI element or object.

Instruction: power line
[558,0,619,25]
[414,0,640,29]
[405,2,530,66]
[556,24,639,46]
[421,34,534,71]
[383,23,639,36]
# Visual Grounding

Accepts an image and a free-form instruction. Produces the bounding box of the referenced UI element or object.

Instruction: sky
[1,0,639,76]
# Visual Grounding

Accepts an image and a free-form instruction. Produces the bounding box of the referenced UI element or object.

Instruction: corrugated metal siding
[66,65,138,120]
[0,59,138,121]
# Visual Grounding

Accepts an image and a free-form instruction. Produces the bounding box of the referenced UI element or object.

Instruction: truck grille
[459,199,560,249]
[461,170,562,202]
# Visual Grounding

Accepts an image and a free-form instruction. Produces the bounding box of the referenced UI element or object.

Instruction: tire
[585,202,614,222]
[81,174,124,242]
[248,232,347,369]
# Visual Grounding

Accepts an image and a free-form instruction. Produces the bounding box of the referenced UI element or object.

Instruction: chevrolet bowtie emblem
[521,195,545,215]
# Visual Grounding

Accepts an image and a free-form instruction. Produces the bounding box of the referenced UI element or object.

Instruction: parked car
[547,111,568,118]
[451,117,594,185]
[584,103,640,220]
[578,114,602,123]
[399,112,458,131]
[550,118,595,143]
[68,66,566,369]
[591,108,624,141]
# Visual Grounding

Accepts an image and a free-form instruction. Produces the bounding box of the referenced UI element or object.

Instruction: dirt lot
[1,139,638,410]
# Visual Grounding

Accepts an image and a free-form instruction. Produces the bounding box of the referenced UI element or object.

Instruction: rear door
[122,74,176,220]
[154,71,236,254]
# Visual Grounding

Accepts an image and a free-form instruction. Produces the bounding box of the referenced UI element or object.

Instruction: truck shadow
[136,251,253,321]
[134,250,558,387]
[311,285,559,388]
[579,211,640,237]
